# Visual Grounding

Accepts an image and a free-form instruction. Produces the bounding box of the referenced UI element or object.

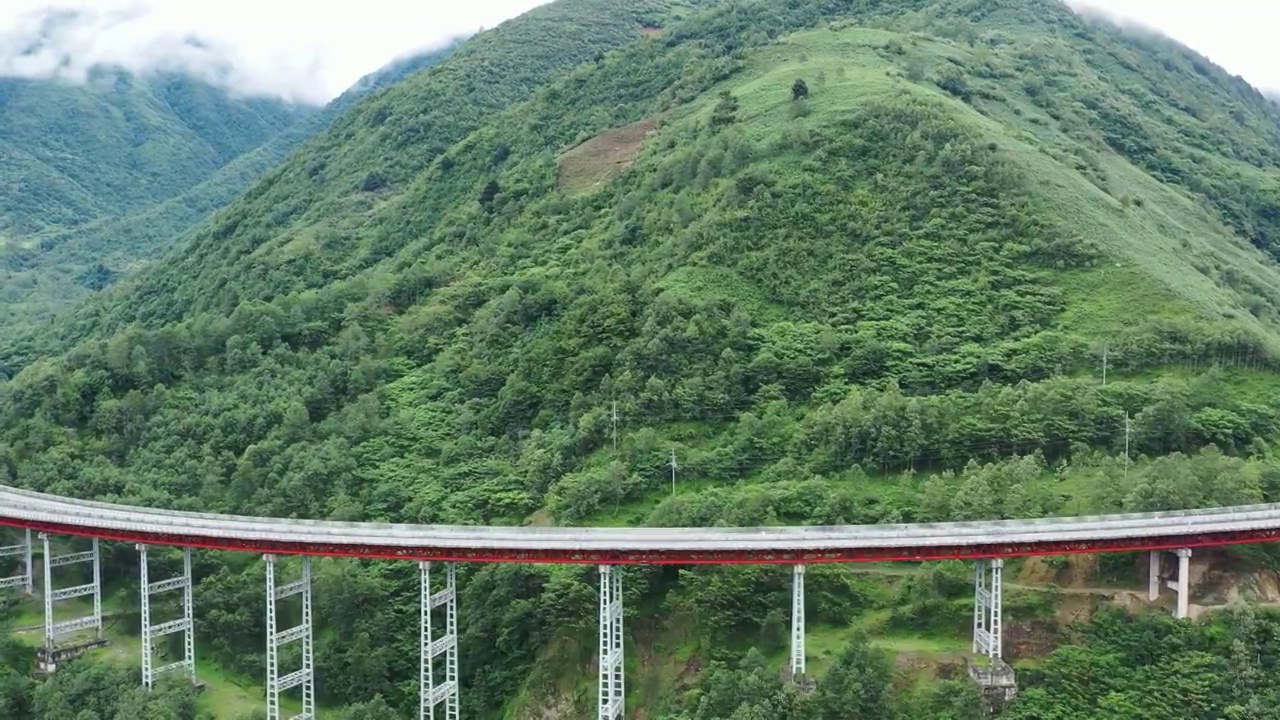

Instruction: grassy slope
[750,25,1280,347]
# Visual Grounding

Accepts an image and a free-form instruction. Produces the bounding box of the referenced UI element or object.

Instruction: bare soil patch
[1018,554,1100,588]
[557,117,658,194]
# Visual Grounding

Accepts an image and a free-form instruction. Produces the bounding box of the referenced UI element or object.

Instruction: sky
[0,0,1274,106]
[1073,0,1279,93]
[0,0,552,104]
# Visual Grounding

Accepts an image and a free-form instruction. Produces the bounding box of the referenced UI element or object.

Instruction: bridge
[1,484,1276,719]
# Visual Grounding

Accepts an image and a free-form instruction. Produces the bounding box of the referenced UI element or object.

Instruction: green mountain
[0,70,309,236]
[6,0,1280,717]
[0,70,315,329]
[0,48,456,339]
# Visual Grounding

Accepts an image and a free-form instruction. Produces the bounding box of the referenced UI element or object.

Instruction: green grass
[195,657,309,719]
[1055,267,1201,338]
[659,265,787,323]
[770,610,970,679]
[730,23,1280,356]
[3,589,315,719]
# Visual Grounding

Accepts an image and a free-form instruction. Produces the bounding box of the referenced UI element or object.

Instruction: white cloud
[1069,0,1280,92]
[0,0,552,105]
[0,1,1275,105]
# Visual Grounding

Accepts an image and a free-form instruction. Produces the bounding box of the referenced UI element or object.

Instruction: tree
[905,679,987,720]
[712,90,740,127]
[479,180,501,207]
[340,695,403,720]
[792,78,809,101]
[811,634,895,719]
[935,66,970,101]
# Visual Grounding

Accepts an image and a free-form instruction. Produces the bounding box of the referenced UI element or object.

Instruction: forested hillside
[0,70,315,333]
[5,0,1280,717]
[0,71,307,234]
[0,47,456,346]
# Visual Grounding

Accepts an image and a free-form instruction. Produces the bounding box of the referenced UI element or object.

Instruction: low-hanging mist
[0,0,550,104]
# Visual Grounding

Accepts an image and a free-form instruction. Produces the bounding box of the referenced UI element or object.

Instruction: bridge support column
[1172,548,1191,619]
[265,555,314,720]
[598,565,624,720]
[0,529,33,595]
[139,545,195,689]
[420,562,459,720]
[42,534,103,649]
[790,564,805,680]
[1148,550,1161,602]
[1150,549,1193,618]
[972,559,1003,661]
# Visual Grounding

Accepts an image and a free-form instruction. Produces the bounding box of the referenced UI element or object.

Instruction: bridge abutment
[968,657,1019,711]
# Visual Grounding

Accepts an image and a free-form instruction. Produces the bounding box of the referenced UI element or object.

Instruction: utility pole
[611,401,619,452]
[669,449,678,497]
[1123,412,1131,482]
[1101,344,1108,387]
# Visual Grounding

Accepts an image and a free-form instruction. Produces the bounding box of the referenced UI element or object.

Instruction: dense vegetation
[5,0,1280,716]
[0,46,458,341]
[0,70,314,333]
[0,71,307,235]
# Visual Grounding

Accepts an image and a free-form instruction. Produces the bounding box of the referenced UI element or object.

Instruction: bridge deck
[1,485,1276,564]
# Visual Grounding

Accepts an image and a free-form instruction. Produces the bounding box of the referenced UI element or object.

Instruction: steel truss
[790,564,805,679]
[139,544,195,689]
[598,565,624,720]
[42,533,102,647]
[420,561,460,720]
[266,554,314,720]
[972,558,1003,661]
[0,529,33,594]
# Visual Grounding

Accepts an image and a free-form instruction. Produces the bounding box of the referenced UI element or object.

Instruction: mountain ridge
[0,69,311,235]
[0,68,315,335]
[0,44,460,344]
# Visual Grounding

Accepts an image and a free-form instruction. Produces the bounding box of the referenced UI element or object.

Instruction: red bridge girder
[2,517,1278,565]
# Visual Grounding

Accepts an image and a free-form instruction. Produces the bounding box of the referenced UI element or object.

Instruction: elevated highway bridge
[0,484,1273,719]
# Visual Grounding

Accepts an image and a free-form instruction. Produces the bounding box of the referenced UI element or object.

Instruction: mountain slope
[6,0,1280,717]
[0,0,706,373]
[0,46,456,335]
[0,70,309,236]
[0,70,315,333]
